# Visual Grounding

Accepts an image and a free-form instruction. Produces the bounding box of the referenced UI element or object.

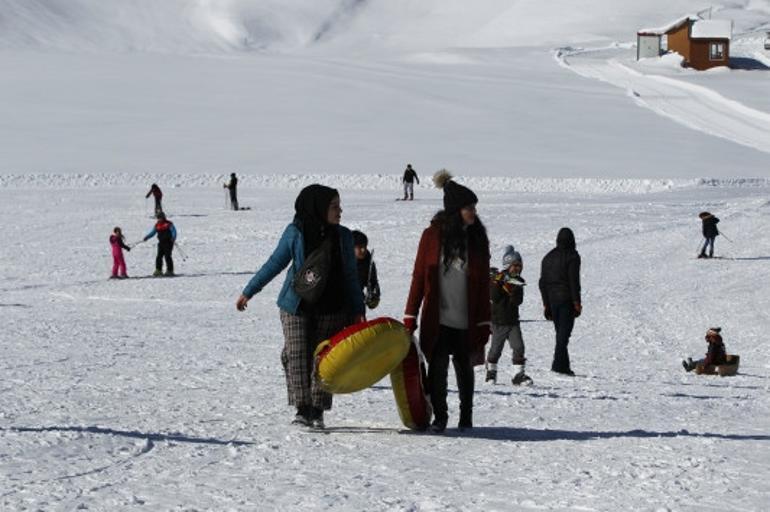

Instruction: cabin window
[709,42,725,60]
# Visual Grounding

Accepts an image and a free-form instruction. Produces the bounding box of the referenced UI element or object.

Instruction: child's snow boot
[485,363,497,384]
[511,364,533,386]
[682,358,695,372]
[153,269,163,277]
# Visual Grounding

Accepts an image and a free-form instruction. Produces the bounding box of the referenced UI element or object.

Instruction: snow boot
[291,406,312,427]
[430,416,447,434]
[485,363,497,384]
[511,364,533,386]
[458,409,472,431]
[310,407,325,429]
[153,269,163,277]
[682,358,695,372]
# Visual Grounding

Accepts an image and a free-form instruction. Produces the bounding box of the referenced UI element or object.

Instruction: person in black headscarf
[236,184,365,429]
[539,227,582,376]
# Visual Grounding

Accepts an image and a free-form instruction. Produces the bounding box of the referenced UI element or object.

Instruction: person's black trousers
[156,242,174,274]
[550,302,575,373]
[428,325,474,424]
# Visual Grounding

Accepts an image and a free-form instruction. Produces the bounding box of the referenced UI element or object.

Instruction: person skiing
[109,227,131,279]
[402,164,420,200]
[145,183,163,216]
[352,230,380,310]
[487,245,531,385]
[698,211,720,259]
[683,327,727,373]
[236,184,364,429]
[143,212,176,276]
[404,169,491,433]
[539,227,582,376]
[224,173,239,211]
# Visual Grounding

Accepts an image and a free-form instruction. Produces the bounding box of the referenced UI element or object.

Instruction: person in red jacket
[404,170,491,433]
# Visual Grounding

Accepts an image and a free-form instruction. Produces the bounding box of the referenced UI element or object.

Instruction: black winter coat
[539,228,581,307]
[490,271,524,325]
[702,215,719,238]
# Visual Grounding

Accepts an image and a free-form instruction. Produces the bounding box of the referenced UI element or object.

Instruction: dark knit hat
[351,230,368,247]
[433,169,477,214]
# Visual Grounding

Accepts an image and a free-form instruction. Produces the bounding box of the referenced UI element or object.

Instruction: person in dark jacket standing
[236,184,365,429]
[539,227,581,376]
[143,212,177,276]
[402,164,420,200]
[145,183,163,216]
[698,212,720,258]
[404,169,491,433]
[487,245,531,385]
[352,230,381,310]
[224,173,239,210]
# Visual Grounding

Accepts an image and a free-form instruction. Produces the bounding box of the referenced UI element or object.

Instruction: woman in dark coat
[404,170,491,433]
[236,184,365,429]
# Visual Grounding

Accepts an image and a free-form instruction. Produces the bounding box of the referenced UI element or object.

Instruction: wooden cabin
[637,16,733,70]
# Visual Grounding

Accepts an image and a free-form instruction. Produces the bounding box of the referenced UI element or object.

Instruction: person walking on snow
[402,164,420,200]
[404,169,491,433]
[109,227,131,279]
[145,183,163,216]
[698,211,720,259]
[236,184,365,429]
[487,245,531,385]
[143,212,176,276]
[539,227,582,376]
[352,230,381,310]
[224,173,239,211]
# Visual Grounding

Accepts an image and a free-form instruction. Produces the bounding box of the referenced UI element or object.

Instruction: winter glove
[403,317,417,334]
[573,302,582,318]
[125,247,131,252]
[543,306,552,321]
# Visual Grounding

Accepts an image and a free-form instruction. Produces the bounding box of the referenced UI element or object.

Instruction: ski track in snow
[2,184,770,510]
[556,46,770,155]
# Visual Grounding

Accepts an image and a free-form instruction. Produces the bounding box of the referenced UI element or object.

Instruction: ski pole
[718,231,733,243]
[175,242,188,261]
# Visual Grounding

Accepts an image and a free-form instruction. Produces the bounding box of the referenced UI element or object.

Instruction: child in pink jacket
[110,227,131,278]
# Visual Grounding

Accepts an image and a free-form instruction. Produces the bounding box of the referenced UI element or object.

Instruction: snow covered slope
[1,1,769,176]
[2,182,770,510]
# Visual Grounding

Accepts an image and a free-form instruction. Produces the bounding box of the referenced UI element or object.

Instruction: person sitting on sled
[683,327,727,373]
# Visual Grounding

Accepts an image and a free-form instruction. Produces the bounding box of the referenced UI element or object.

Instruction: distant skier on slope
[487,245,531,386]
[224,173,239,210]
[698,211,720,259]
[143,212,176,277]
[402,164,420,200]
[145,183,163,216]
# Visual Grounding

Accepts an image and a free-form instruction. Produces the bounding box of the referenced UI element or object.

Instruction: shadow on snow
[4,425,253,446]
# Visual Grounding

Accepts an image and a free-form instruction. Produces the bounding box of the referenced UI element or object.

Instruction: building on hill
[637,15,732,70]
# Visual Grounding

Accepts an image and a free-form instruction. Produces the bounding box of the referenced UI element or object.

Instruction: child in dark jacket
[683,327,727,372]
[109,227,131,278]
[486,245,531,385]
[698,212,720,258]
[352,230,380,310]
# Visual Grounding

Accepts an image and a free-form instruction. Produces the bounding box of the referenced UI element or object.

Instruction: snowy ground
[2,180,770,510]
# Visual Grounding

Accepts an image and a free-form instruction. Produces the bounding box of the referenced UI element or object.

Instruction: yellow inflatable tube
[314,317,411,394]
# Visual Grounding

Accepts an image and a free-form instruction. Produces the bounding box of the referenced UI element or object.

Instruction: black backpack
[293,236,333,304]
